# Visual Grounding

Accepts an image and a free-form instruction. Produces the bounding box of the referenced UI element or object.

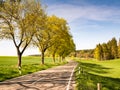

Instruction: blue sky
[0,0,120,56]
[41,0,120,50]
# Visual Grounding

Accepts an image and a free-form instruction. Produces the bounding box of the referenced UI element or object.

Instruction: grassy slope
[75,59,120,90]
[0,56,66,82]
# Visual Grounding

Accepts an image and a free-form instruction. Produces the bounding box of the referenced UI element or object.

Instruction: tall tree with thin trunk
[32,15,53,65]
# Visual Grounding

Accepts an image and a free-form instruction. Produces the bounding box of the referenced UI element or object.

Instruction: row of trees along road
[94,37,119,60]
[0,0,75,68]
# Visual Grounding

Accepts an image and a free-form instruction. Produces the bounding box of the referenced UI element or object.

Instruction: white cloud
[47,4,120,23]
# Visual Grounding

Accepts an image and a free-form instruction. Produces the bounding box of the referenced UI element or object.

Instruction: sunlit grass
[75,59,120,90]
[0,56,66,81]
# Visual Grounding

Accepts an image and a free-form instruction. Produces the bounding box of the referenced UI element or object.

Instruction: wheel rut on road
[0,61,77,90]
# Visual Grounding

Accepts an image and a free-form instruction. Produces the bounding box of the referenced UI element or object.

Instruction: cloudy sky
[0,0,120,56]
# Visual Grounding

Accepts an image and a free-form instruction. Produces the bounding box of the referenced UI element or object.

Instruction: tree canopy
[0,0,46,67]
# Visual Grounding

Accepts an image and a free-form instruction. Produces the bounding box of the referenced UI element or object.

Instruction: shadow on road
[0,61,77,90]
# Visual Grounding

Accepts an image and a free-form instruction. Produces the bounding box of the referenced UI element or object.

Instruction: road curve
[0,61,77,90]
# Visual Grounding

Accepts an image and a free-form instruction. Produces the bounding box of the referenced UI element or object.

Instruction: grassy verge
[0,56,67,82]
[75,59,120,90]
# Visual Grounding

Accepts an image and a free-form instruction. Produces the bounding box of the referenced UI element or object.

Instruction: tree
[47,37,61,63]
[56,34,75,61]
[118,38,120,58]
[94,37,118,60]
[102,43,110,60]
[94,44,103,60]
[46,16,75,62]
[107,37,118,59]
[32,15,57,64]
[32,15,75,64]
[0,0,45,68]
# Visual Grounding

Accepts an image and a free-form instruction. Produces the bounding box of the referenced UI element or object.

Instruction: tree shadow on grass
[79,62,111,74]
[75,62,120,90]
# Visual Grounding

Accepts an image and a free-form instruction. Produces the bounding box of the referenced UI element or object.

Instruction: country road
[0,61,77,90]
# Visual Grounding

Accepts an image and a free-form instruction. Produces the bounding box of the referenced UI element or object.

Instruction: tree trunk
[62,56,64,61]
[52,54,55,63]
[59,56,62,62]
[18,54,22,68]
[16,47,22,68]
[41,51,45,64]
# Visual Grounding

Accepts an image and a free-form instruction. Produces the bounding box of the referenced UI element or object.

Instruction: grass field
[0,56,66,82]
[75,59,120,90]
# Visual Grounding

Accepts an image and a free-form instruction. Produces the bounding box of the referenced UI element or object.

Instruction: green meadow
[75,59,120,90]
[0,56,66,82]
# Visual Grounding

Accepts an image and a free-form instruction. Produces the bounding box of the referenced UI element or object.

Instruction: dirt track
[0,61,77,90]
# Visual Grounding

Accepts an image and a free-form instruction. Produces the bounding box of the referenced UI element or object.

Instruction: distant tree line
[94,37,120,60]
[70,49,94,59]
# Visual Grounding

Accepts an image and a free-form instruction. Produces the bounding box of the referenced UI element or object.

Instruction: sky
[0,0,120,56]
